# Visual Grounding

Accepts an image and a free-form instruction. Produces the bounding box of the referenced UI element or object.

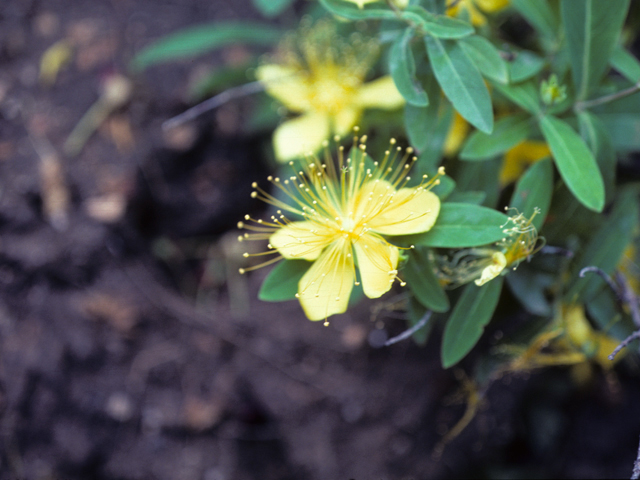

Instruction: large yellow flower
[446,0,510,26]
[238,134,442,321]
[256,21,404,163]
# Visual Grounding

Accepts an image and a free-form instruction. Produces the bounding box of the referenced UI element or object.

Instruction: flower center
[306,69,357,114]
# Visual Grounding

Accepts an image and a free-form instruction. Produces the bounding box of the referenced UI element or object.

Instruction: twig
[162,80,265,130]
[385,310,432,346]
[576,82,640,110]
[632,434,640,480]
[580,266,620,300]
[609,330,640,361]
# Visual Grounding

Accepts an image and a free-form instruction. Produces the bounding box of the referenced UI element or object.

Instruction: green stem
[575,81,640,110]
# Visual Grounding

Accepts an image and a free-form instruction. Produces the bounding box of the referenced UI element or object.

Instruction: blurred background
[0,0,639,478]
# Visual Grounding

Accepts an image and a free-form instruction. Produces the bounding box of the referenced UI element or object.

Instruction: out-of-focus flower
[256,20,404,162]
[500,140,551,186]
[238,134,443,322]
[540,74,567,106]
[445,0,510,26]
[435,207,544,288]
[443,111,471,157]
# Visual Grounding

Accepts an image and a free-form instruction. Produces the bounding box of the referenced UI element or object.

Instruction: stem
[576,82,640,110]
[385,310,432,346]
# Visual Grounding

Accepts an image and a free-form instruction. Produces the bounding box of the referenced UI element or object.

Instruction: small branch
[580,266,620,299]
[541,245,574,258]
[385,310,432,346]
[632,434,640,480]
[576,82,640,110]
[608,330,640,361]
[162,80,265,130]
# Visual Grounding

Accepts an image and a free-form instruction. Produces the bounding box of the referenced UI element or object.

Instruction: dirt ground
[1,0,640,479]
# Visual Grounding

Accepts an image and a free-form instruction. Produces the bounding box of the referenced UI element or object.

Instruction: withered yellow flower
[435,207,544,288]
[500,140,551,186]
[238,134,442,321]
[445,0,510,26]
[256,20,404,162]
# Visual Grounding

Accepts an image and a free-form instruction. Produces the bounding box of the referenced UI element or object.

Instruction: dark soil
[1,0,639,479]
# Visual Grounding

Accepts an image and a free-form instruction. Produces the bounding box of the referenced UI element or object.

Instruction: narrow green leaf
[130,22,282,71]
[610,46,640,84]
[399,203,509,248]
[425,36,493,133]
[460,114,532,160]
[491,79,541,114]
[578,111,616,203]
[404,247,450,312]
[561,0,630,100]
[511,0,558,40]
[252,0,294,17]
[455,157,502,208]
[566,187,639,302]
[441,277,503,368]
[509,158,553,231]
[459,35,509,84]
[539,115,605,212]
[405,72,441,152]
[446,191,486,205]
[507,50,545,83]
[258,260,310,301]
[402,5,474,39]
[506,264,553,316]
[318,0,397,20]
[390,28,429,107]
[598,112,640,151]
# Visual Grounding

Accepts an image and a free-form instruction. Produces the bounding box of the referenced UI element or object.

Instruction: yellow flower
[435,207,544,288]
[343,0,382,7]
[446,0,510,26]
[238,134,443,321]
[500,140,551,186]
[256,20,404,163]
[443,111,470,157]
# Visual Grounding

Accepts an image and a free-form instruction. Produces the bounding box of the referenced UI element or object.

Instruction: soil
[1,0,639,479]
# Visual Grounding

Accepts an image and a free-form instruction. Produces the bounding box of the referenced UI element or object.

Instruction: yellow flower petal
[475,0,510,13]
[332,107,361,136]
[298,240,354,320]
[353,234,399,298]
[344,0,380,8]
[444,112,470,156]
[500,140,550,186]
[474,252,506,286]
[256,65,309,113]
[273,113,331,162]
[356,76,405,110]
[368,188,441,236]
[270,221,333,261]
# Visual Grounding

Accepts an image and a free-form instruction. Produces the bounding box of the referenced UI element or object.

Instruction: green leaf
[610,46,640,84]
[539,115,605,212]
[561,0,630,100]
[507,50,545,83]
[425,36,493,133]
[401,5,474,39]
[404,71,443,152]
[390,28,429,107]
[578,111,616,203]
[446,191,486,204]
[509,158,553,231]
[598,112,640,151]
[566,187,639,302]
[506,263,553,316]
[455,157,502,208]
[460,114,532,160]
[459,35,509,84]
[511,0,558,40]
[258,260,310,301]
[130,22,282,72]
[404,247,450,312]
[491,79,541,114]
[252,0,294,17]
[318,0,397,20]
[399,203,509,248]
[441,277,503,368]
